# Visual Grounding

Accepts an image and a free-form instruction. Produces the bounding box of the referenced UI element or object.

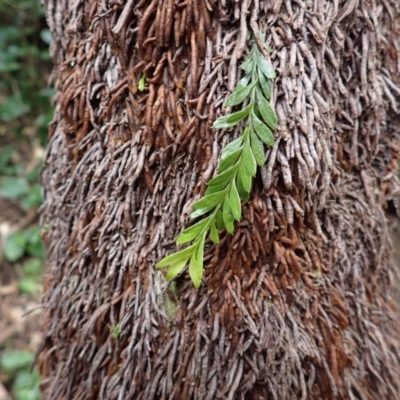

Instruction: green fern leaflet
[157,40,278,288]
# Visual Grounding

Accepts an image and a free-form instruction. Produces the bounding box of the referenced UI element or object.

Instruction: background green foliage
[0,0,53,142]
[0,0,53,398]
[0,351,40,400]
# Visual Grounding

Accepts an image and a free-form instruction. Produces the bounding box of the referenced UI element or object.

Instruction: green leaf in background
[0,60,21,72]
[0,95,31,122]
[13,369,41,400]
[38,87,55,99]
[26,166,41,183]
[25,227,46,258]
[40,28,52,45]
[0,176,29,199]
[36,107,55,143]
[0,144,16,171]
[18,277,41,294]
[21,183,42,210]
[0,26,20,43]
[4,232,27,262]
[22,258,44,276]
[4,228,46,262]
[0,350,34,374]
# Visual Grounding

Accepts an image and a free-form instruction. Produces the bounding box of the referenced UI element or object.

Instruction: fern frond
[157,39,278,288]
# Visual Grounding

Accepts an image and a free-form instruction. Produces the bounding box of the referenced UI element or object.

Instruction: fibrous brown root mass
[39,0,400,399]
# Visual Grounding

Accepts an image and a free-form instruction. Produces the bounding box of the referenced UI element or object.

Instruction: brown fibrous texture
[39,0,400,399]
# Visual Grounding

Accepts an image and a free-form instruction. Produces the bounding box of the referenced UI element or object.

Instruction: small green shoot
[157,39,278,288]
[111,324,121,340]
[138,73,146,91]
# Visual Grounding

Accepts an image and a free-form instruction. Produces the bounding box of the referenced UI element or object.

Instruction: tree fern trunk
[39,0,400,398]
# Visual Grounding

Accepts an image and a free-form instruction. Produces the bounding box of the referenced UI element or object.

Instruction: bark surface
[39,0,400,399]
